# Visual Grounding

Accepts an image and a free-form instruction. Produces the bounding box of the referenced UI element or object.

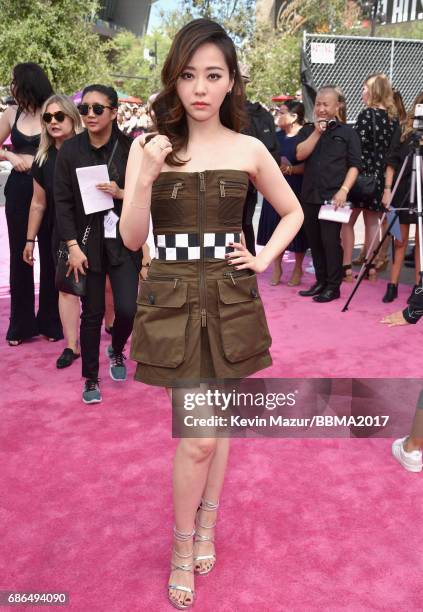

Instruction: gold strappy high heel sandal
[194,498,219,576]
[168,526,196,610]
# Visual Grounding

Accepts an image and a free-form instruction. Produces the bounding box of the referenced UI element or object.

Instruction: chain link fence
[303,33,423,123]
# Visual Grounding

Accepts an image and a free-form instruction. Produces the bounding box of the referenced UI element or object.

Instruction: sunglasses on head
[77,103,114,116]
[42,111,67,123]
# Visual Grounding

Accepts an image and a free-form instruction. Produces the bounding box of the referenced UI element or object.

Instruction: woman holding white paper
[54,84,139,404]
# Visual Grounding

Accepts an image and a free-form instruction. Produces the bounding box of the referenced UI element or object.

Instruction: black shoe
[382,283,398,303]
[313,288,340,303]
[407,285,419,305]
[56,348,80,369]
[298,282,326,297]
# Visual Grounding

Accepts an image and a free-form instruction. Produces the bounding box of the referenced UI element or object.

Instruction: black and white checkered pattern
[155,232,241,260]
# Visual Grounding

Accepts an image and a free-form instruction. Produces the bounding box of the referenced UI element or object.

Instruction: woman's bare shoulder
[4,105,18,125]
[229,131,261,148]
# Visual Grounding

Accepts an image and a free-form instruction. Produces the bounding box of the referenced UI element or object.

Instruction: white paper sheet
[104,210,119,238]
[76,165,114,215]
[318,204,352,224]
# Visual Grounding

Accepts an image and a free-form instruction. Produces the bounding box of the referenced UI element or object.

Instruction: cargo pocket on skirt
[217,274,272,363]
[130,278,189,368]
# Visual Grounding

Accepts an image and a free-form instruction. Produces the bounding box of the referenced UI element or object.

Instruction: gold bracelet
[340,185,349,193]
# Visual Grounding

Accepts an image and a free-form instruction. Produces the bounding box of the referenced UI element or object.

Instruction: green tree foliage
[0,0,111,94]
[244,1,353,103]
[154,0,349,104]
[159,0,255,45]
[110,30,172,101]
[276,0,352,35]
[243,27,301,103]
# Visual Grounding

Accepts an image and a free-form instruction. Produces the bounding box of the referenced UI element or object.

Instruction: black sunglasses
[42,111,67,123]
[77,103,114,116]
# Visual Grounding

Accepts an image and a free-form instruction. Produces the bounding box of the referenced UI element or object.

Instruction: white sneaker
[392,436,422,473]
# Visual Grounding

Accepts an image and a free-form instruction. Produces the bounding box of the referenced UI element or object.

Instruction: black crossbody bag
[55,139,119,296]
[350,109,380,204]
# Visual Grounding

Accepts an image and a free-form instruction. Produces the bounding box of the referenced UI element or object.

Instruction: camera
[317,118,337,131]
[412,103,423,131]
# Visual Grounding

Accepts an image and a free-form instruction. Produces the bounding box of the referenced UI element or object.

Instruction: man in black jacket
[240,64,279,255]
[296,86,361,303]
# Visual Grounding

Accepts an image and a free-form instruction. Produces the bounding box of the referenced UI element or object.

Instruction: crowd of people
[116,101,154,138]
[256,75,420,306]
[0,17,422,608]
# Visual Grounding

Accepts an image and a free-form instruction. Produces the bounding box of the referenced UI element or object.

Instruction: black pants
[302,202,343,290]
[80,254,138,380]
[242,186,257,256]
[5,171,62,341]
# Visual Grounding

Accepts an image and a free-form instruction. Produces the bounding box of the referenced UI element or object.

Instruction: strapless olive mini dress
[131,170,272,387]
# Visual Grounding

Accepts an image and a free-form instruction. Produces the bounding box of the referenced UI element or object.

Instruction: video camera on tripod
[412,103,423,132]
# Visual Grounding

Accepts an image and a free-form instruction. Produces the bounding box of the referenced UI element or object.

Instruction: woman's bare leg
[341,208,361,266]
[405,407,423,451]
[194,437,230,573]
[166,387,220,607]
[363,210,382,257]
[389,225,409,285]
[270,253,283,285]
[58,291,80,353]
[375,218,390,269]
[287,252,305,286]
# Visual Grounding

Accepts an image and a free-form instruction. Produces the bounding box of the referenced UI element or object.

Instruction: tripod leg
[342,212,400,311]
[342,151,412,311]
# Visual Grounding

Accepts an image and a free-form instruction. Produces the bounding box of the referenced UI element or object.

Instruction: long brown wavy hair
[152,18,247,167]
[401,92,423,142]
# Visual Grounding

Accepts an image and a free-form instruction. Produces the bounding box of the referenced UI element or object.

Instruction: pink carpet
[1,206,422,611]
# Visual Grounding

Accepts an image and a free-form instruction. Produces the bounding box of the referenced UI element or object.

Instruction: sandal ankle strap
[199,498,219,512]
[173,526,195,541]
[173,547,194,559]
[196,519,216,529]
[171,560,193,572]
[195,532,215,543]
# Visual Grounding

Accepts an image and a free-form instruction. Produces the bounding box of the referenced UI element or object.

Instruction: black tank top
[10,108,40,155]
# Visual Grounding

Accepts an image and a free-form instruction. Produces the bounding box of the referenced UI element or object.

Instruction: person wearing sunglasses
[23,94,84,368]
[0,62,54,346]
[54,84,139,404]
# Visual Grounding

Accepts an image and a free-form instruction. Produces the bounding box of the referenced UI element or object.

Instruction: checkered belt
[154,232,241,260]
